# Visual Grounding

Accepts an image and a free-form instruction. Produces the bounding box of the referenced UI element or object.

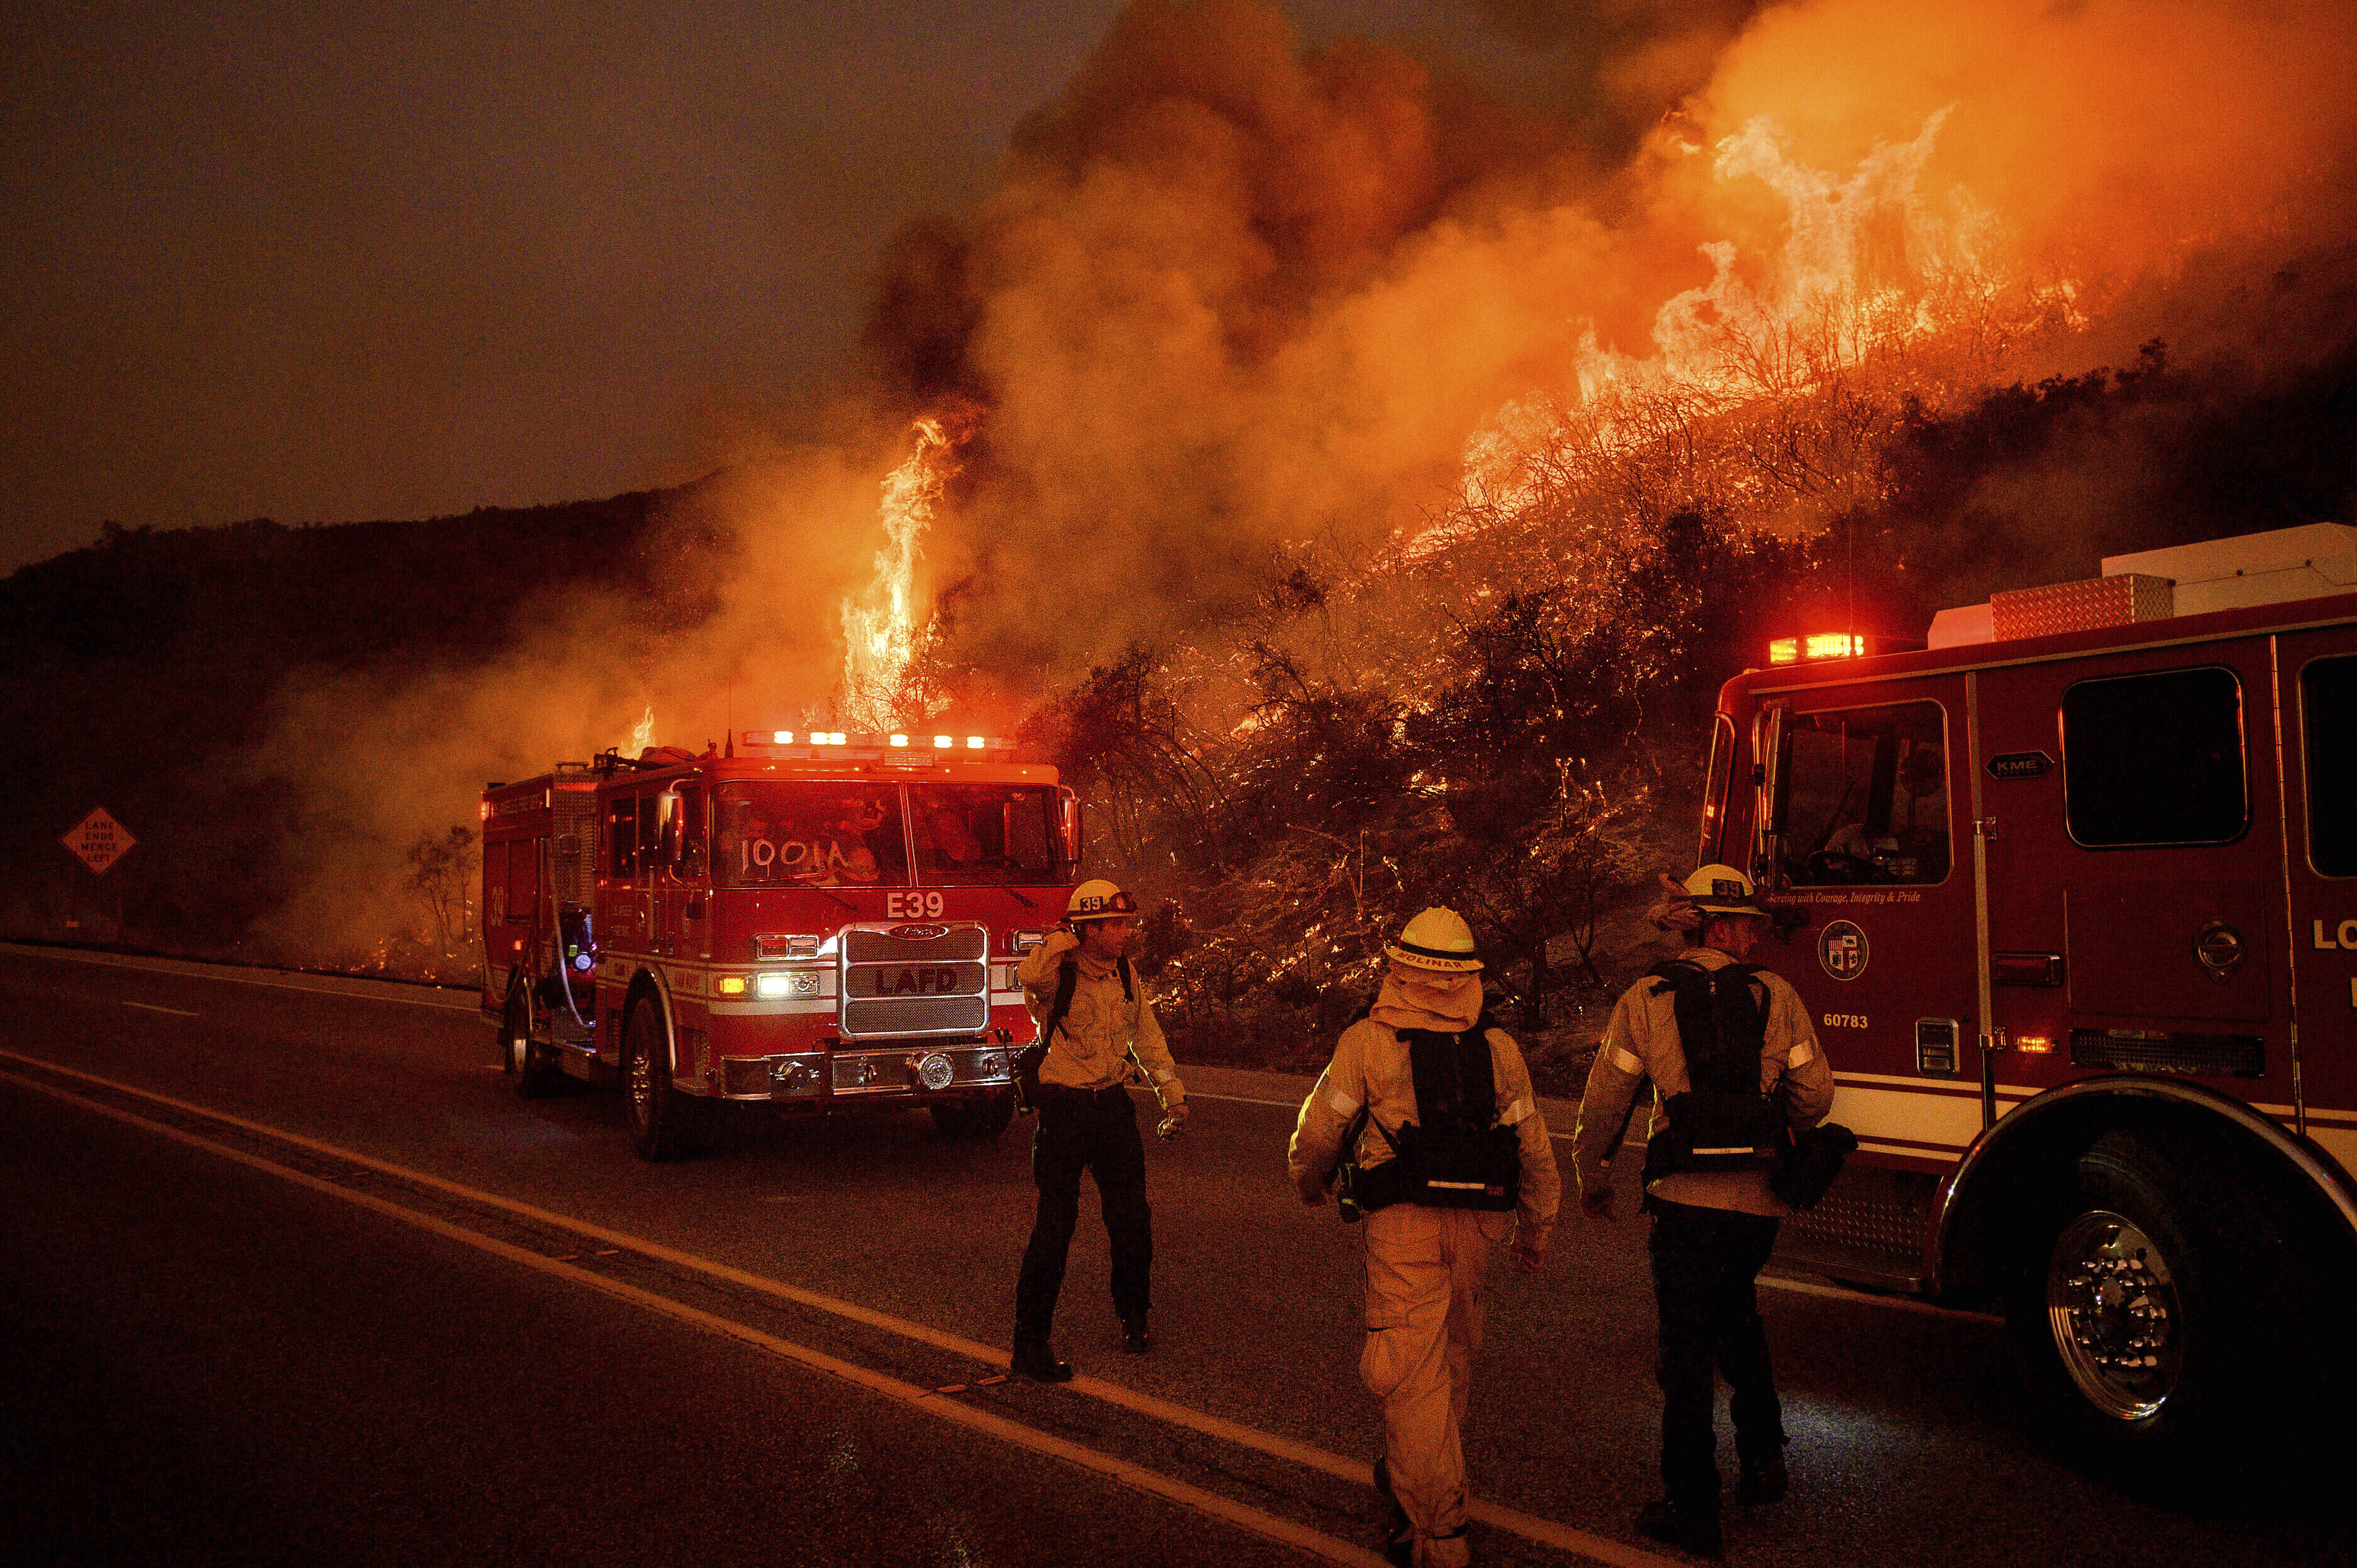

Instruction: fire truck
[1708,521,2357,1450]
[479,730,1080,1158]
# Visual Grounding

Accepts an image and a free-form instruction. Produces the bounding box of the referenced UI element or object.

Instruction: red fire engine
[479,730,1080,1158]
[1708,521,2357,1449]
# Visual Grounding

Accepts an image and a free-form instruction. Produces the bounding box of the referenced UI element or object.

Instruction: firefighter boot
[1636,1499,1724,1560]
[1121,1315,1153,1354]
[1737,1452,1788,1506]
[1010,1340,1074,1383]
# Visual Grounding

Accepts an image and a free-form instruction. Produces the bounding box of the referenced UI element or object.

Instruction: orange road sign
[63,808,135,875]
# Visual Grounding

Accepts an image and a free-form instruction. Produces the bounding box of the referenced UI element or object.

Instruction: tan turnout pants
[1361,1203,1501,1568]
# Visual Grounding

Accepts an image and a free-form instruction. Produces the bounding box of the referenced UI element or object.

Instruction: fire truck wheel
[2019,1132,2250,1461]
[930,1090,1015,1139]
[507,990,558,1099]
[623,996,708,1160]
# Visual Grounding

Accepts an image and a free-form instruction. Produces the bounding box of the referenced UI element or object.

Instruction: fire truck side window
[674,786,707,881]
[909,785,1060,886]
[607,796,639,880]
[2061,667,2246,848]
[2301,654,2357,876]
[1780,702,1951,886]
[713,784,908,887]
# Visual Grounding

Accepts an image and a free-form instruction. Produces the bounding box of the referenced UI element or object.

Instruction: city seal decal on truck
[1819,919,1870,981]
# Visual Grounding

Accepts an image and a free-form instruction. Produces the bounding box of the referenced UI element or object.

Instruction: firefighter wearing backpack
[1288,907,1559,1568]
[1009,879,1188,1381]
[1571,863,1833,1560]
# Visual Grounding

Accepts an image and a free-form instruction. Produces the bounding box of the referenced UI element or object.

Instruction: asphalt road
[1,943,2348,1568]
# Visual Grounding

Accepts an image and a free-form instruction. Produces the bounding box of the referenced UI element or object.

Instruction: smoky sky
[0,0,1569,578]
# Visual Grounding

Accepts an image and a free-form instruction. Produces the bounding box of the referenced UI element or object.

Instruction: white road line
[0,1046,1676,1568]
[0,943,479,1011]
[0,1065,1385,1568]
[121,1001,201,1017]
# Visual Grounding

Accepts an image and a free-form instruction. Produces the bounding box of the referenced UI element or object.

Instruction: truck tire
[930,1090,1016,1139]
[623,995,706,1161]
[507,989,559,1099]
[2014,1131,2253,1462]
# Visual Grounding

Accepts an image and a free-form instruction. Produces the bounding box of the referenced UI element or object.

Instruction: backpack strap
[1040,958,1081,1046]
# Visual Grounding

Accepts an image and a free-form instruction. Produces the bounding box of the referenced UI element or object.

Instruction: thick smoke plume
[867,0,2357,672]
[228,0,2357,979]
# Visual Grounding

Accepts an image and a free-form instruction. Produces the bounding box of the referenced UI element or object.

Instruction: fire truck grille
[840,995,991,1039]
[2069,1029,2264,1078]
[844,927,988,964]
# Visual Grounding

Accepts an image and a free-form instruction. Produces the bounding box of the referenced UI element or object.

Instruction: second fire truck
[480,730,1080,1158]
[1708,520,2357,1454]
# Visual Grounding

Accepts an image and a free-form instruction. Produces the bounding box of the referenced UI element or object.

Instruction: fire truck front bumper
[716,1044,1016,1102]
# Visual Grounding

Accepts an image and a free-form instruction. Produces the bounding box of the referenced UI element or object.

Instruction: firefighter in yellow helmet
[1288,907,1560,1568]
[1571,864,1835,1559]
[1009,879,1188,1380]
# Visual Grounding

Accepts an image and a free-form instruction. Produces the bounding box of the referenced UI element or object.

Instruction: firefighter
[1288,908,1559,1568]
[1010,879,1188,1380]
[1571,864,1835,1559]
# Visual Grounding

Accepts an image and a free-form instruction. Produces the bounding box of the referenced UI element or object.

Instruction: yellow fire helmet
[1384,906,1484,973]
[1066,879,1140,923]
[1683,863,1766,917]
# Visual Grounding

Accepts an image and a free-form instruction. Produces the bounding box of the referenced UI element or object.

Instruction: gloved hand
[1041,928,1082,958]
[1646,872,1701,935]
[1581,1185,1618,1222]
[1508,1242,1544,1273]
[1155,1101,1191,1141]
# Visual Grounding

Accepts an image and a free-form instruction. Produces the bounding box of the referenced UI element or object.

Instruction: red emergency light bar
[1767,632,1872,665]
[739,730,1012,752]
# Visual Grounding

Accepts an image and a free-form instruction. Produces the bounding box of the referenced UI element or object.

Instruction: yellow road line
[0,1064,1388,1568]
[0,1046,1676,1568]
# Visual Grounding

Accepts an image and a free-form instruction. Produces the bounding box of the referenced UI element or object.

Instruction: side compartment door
[1981,639,2292,1113]
[2283,631,2357,1174]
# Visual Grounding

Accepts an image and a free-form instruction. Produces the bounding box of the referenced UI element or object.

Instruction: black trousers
[1014,1085,1152,1345]
[1647,1198,1785,1514]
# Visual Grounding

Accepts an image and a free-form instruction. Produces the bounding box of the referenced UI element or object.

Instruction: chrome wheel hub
[629,1044,652,1123]
[2047,1209,2181,1422]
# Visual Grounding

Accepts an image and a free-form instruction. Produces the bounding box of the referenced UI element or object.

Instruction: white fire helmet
[1683,863,1765,918]
[1384,906,1484,973]
[1066,879,1139,923]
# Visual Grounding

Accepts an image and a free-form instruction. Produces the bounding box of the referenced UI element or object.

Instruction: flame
[1451,112,2078,535]
[839,417,964,729]
[629,705,655,755]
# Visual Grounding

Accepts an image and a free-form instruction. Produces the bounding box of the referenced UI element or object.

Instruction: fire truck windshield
[715,783,909,889]
[908,784,1060,887]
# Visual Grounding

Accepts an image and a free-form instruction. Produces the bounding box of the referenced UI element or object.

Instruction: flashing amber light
[717,976,747,995]
[889,734,909,747]
[1768,638,1799,665]
[966,735,986,749]
[772,730,794,744]
[478,799,490,821]
[933,734,953,748]
[2015,1034,2055,1054]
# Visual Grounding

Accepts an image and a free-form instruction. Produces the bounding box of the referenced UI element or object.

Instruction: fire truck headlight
[754,972,798,1000]
[572,953,593,972]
